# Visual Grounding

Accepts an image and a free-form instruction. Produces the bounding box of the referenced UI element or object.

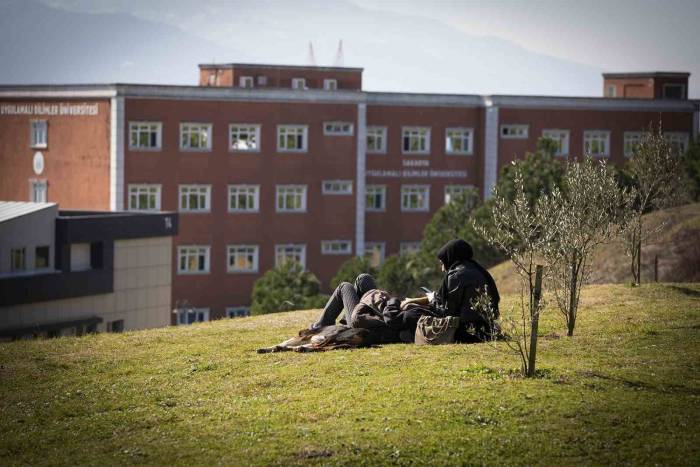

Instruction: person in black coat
[401,238,500,342]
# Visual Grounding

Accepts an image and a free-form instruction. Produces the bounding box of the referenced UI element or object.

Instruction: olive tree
[624,125,686,285]
[474,166,557,377]
[545,156,628,337]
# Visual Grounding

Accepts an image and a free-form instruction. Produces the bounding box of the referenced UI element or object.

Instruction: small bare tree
[474,167,556,377]
[624,124,686,285]
[545,156,628,337]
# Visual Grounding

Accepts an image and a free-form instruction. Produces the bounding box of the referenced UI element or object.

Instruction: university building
[0,64,698,324]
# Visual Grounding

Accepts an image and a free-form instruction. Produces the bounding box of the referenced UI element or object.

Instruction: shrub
[251,261,327,314]
[329,256,378,291]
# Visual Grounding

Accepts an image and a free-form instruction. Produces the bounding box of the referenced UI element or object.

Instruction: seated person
[310,273,377,331]
[401,238,500,342]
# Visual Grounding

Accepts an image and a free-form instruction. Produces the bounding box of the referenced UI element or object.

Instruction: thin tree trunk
[527,265,544,377]
[567,251,578,337]
[636,238,642,285]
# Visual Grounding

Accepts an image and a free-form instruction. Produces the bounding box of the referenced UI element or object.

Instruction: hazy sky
[14,0,700,97]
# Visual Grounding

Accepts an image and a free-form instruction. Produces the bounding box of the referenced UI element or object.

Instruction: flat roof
[198,63,364,73]
[602,72,690,79]
[0,202,56,223]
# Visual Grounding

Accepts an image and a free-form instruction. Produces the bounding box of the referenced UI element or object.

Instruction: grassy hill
[1,283,699,465]
[490,202,700,294]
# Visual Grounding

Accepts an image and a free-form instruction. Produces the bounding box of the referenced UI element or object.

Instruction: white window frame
[662,83,686,99]
[176,307,210,325]
[401,185,430,212]
[322,180,353,195]
[444,185,474,205]
[30,179,47,202]
[277,125,308,152]
[323,121,354,136]
[323,79,338,90]
[275,244,306,268]
[129,121,162,150]
[227,244,259,273]
[177,245,210,275]
[321,240,352,255]
[226,306,251,318]
[128,184,161,211]
[291,78,306,90]
[542,129,570,157]
[179,122,212,151]
[257,76,268,86]
[364,242,386,267]
[178,184,211,212]
[583,130,611,157]
[623,131,643,158]
[445,127,474,155]
[665,132,690,154]
[229,124,261,152]
[228,185,260,213]
[30,120,47,149]
[500,124,529,139]
[399,242,421,256]
[402,127,431,155]
[276,185,307,213]
[367,126,387,154]
[606,84,617,98]
[239,76,254,88]
[365,185,386,212]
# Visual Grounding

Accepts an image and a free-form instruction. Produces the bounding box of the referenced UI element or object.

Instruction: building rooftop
[198,62,364,72]
[0,202,56,223]
[602,71,691,79]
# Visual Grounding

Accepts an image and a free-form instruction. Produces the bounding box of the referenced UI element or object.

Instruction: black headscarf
[436,239,500,315]
[354,273,377,297]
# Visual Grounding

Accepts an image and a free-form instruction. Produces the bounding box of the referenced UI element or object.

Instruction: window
[606,85,617,97]
[177,246,210,274]
[662,83,685,100]
[542,129,570,156]
[180,123,212,151]
[70,243,91,271]
[128,184,161,211]
[35,246,50,269]
[323,79,338,90]
[176,308,210,325]
[30,180,47,202]
[229,124,260,152]
[226,307,251,318]
[179,185,211,212]
[364,242,385,267]
[665,132,690,155]
[322,240,352,255]
[129,121,162,150]
[402,127,430,154]
[583,131,610,157]
[275,244,306,268]
[276,185,307,212]
[106,320,125,333]
[444,185,475,205]
[228,185,260,212]
[322,180,353,195]
[291,78,306,90]
[445,128,474,155]
[400,242,421,256]
[277,125,308,152]
[367,126,387,154]
[30,120,47,148]
[239,76,254,88]
[324,121,353,136]
[10,248,26,272]
[623,132,643,158]
[257,76,268,86]
[366,185,386,212]
[401,185,430,212]
[227,245,259,273]
[500,124,529,139]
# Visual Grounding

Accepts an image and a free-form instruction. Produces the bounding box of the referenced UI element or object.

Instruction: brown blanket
[256,325,372,353]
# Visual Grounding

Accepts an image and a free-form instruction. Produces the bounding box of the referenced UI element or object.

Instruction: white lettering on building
[0,102,99,116]
[402,159,430,167]
[367,169,468,179]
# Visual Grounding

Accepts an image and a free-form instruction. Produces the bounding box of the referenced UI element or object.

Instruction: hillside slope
[490,202,700,294]
[1,284,699,465]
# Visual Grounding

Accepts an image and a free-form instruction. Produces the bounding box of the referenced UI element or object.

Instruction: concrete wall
[0,236,172,333]
[0,204,57,276]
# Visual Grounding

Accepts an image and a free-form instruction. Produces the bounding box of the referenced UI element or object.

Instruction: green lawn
[1,284,699,466]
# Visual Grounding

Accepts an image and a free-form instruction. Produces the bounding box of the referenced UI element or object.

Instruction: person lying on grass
[401,238,501,342]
